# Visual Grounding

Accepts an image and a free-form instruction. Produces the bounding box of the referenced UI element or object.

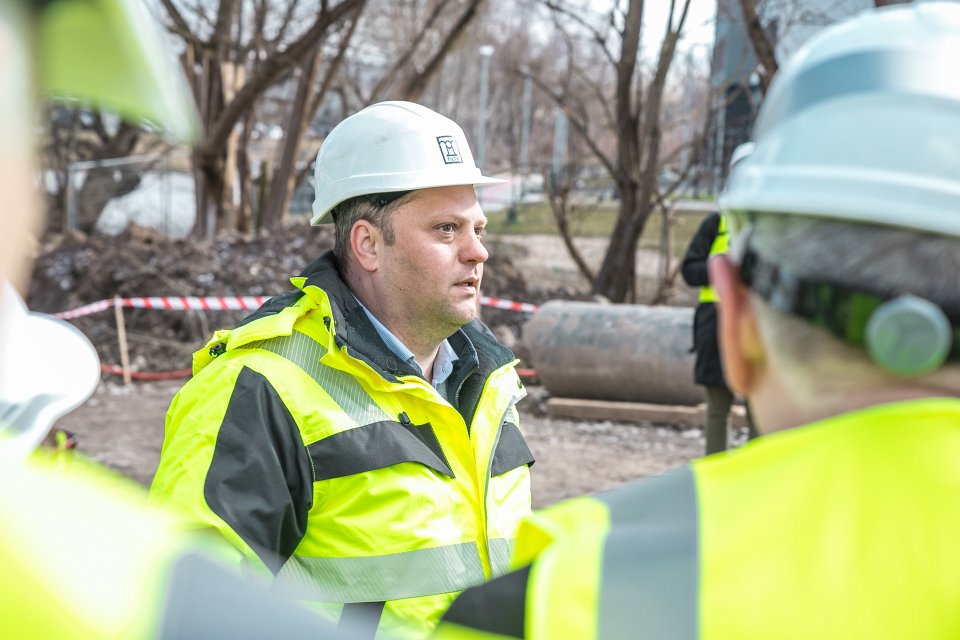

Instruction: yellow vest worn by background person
[436,398,960,639]
[698,214,729,304]
[0,449,350,639]
[150,252,534,639]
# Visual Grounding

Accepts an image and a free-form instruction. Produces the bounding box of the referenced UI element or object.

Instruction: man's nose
[462,231,489,263]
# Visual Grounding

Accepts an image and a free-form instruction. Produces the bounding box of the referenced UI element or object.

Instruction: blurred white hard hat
[311,101,505,225]
[720,1,960,238]
[0,284,100,459]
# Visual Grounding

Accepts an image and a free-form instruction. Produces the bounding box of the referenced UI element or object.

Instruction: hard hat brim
[0,284,100,459]
[311,174,507,225]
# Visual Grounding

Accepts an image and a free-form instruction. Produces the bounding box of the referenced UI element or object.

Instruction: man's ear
[709,254,765,395]
[350,220,381,273]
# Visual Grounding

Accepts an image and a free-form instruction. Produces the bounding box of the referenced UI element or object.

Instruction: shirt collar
[353,296,459,386]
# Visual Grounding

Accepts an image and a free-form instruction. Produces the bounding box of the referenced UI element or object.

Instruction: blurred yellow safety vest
[434,398,960,639]
[698,214,729,303]
[0,447,347,638]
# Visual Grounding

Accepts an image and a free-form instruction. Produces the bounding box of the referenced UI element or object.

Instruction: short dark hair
[331,192,412,265]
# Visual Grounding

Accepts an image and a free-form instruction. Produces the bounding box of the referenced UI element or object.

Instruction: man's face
[375,185,489,341]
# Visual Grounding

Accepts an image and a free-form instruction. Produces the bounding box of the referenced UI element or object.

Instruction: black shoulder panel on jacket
[441,564,530,638]
[452,320,516,427]
[203,367,313,573]
[490,421,535,477]
[238,290,305,327]
[307,419,454,480]
[680,211,720,289]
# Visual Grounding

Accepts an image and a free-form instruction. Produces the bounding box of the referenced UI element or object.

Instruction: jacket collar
[297,252,515,385]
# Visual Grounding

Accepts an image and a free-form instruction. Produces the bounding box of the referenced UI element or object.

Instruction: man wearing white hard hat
[0,0,362,637]
[432,3,960,638]
[151,101,534,638]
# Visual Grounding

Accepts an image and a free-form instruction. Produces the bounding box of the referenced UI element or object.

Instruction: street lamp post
[476,45,495,172]
[519,74,532,200]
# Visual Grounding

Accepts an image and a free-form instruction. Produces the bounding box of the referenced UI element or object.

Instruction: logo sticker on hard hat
[437,136,463,164]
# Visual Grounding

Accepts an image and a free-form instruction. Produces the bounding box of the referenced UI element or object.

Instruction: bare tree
[542,166,595,284]
[260,16,360,229]
[160,0,367,238]
[532,0,694,302]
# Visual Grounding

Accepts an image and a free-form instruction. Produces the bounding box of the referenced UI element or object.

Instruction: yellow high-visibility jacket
[698,213,728,304]
[0,449,347,639]
[150,252,535,639]
[437,398,960,639]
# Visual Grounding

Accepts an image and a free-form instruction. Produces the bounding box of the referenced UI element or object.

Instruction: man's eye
[438,223,456,233]
[475,227,487,240]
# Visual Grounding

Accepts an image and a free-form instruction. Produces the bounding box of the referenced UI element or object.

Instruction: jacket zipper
[479,384,527,578]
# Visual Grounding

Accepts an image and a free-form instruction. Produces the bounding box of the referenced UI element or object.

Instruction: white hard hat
[310,101,505,225]
[720,2,960,238]
[0,284,100,459]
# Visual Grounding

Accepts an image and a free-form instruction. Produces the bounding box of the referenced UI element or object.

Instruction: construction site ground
[39,223,736,508]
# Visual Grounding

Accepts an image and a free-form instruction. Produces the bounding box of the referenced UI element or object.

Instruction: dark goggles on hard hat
[737,234,960,376]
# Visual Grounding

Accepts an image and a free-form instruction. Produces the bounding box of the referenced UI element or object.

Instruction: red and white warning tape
[55,294,540,381]
[122,295,271,312]
[53,294,538,319]
[479,296,539,313]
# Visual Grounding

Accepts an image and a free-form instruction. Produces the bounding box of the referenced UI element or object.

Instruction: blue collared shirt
[355,297,459,399]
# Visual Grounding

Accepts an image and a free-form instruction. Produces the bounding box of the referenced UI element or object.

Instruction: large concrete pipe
[524,301,702,406]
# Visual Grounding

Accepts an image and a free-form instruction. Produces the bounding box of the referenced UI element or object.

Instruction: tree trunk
[739,0,778,95]
[543,170,594,284]
[70,121,143,233]
[262,48,321,229]
[218,61,246,232]
[400,0,484,102]
[592,182,639,301]
[75,169,144,233]
[236,108,256,233]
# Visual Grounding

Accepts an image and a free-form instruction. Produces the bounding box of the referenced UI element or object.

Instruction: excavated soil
[34,223,711,507]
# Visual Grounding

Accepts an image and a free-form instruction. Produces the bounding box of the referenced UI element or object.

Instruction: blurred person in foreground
[0,0,354,636]
[149,101,535,638]
[432,3,960,638]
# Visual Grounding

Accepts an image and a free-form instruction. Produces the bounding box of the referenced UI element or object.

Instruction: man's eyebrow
[426,210,487,226]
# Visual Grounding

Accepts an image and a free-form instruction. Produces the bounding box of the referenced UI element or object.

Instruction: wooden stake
[113,296,131,385]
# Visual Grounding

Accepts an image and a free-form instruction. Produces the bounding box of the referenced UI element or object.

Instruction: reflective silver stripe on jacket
[595,467,700,640]
[487,537,515,577]
[274,542,487,602]
[241,330,391,425]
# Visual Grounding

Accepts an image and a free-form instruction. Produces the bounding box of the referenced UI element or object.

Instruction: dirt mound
[28,222,547,374]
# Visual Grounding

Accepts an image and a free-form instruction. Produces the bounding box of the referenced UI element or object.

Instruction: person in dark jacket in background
[682,211,755,454]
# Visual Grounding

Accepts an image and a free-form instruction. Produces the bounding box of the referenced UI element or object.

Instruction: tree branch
[739,0,778,94]
[543,0,617,68]
[368,0,452,101]
[401,0,483,102]
[198,0,366,163]
[525,72,617,179]
[158,0,203,49]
